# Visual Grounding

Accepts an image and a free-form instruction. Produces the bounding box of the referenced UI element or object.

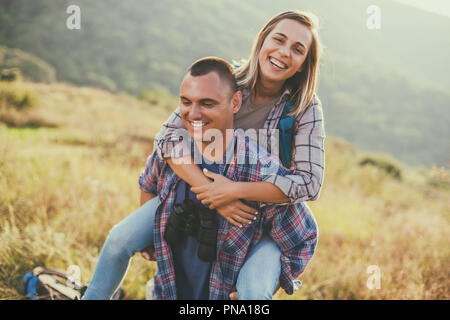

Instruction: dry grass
[275,140,450,300]
[0,81,169,299]
[0,82,449,300]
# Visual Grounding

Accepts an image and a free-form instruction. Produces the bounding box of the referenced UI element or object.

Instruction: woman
[82,10,325,300]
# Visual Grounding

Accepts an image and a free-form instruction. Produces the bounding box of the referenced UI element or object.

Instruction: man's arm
[138,151,161,261]
[138,150,161,196]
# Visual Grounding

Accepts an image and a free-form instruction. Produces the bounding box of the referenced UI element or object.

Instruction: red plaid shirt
[139,131,318,300]
[155,89,326,204]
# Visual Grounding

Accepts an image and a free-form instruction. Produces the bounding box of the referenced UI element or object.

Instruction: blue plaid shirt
[139,130,318,299]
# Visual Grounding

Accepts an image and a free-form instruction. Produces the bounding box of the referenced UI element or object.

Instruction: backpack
[278,100,295,168]
[22,266,125,300]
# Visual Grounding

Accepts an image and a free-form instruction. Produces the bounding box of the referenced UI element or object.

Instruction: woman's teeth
[269,57,287,69]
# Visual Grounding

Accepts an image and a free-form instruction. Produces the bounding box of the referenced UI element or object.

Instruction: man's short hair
[186,57,237,96]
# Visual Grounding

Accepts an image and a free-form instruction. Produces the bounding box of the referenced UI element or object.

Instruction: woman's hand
[191,168,238,209]
[191,168,258,227]
[215,199,258,227]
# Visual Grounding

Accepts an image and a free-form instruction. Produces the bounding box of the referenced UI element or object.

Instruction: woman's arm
[193,169,289,208]
[192,95,325,207]
[166,157,288,203]
[166,157,211,187]
[234,181,289,203]
[264,94,326,203]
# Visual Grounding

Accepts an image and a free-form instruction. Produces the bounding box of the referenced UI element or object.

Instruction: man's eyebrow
[199,98,219,104]
[179,96,219,104]
[275,32,306,49]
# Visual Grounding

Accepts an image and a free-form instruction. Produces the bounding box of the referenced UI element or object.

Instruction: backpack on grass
[22,266,125,300]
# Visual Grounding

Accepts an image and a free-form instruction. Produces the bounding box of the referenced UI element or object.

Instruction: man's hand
[140,191,156,207]
[140,245,156,261]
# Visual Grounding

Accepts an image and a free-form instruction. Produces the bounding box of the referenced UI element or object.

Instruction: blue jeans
[82,196,281,300]
[82,197,158,300]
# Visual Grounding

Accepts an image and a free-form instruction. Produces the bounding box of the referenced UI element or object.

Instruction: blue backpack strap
[233,62,294,167]
[278,100,295,168]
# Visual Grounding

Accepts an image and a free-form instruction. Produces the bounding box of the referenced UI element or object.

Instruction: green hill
[0,0,449,167]
[0,46,55,83]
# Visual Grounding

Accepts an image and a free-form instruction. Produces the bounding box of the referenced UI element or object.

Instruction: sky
[393,0,450,18]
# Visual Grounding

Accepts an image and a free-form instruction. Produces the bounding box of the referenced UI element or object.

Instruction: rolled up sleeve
[154,107,191,161]
[138,150,161,195]
[265,203,319,295]
[264,95,325,203]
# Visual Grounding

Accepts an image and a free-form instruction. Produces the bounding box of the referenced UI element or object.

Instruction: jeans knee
[236,271,277,300]
[103,225,133,257]
[237,281,274,300]
[235,237,281,300]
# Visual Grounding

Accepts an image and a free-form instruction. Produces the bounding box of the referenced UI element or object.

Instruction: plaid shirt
[154,87,326,204]
[139,131,318,300]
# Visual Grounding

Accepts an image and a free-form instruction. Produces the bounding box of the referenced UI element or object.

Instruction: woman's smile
[268,56,288,70]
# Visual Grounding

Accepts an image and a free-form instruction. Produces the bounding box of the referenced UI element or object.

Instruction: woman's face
[258,19,313,85]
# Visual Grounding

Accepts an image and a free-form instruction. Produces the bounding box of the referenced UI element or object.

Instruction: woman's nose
[278,44,290,58]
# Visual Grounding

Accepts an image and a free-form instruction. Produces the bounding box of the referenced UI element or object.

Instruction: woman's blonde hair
[235,11,322,116]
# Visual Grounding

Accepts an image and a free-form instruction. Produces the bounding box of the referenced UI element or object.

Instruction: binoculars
[165,199,219,262]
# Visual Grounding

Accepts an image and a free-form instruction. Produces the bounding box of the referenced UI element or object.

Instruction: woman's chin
[261,71,287,84]
[260,65,288,82]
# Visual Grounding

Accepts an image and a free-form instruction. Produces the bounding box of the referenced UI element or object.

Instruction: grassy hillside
[0,46,56,83]
[0,80,448,299]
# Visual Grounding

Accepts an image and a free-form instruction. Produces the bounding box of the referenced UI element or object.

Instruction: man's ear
[231,90,242,114]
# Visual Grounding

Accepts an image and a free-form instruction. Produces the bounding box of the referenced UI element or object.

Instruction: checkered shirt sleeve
[138,150,162,195]
[264,95,325,203]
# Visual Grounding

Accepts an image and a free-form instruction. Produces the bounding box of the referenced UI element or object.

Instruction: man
[139,57,318,300]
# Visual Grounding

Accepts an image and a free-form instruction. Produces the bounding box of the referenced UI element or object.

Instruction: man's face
[179,71,240,142]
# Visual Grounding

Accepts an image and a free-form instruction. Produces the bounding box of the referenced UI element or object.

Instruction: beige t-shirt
[234,96,280,131]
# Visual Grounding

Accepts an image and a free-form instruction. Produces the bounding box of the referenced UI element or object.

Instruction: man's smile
[187,120,210,128]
